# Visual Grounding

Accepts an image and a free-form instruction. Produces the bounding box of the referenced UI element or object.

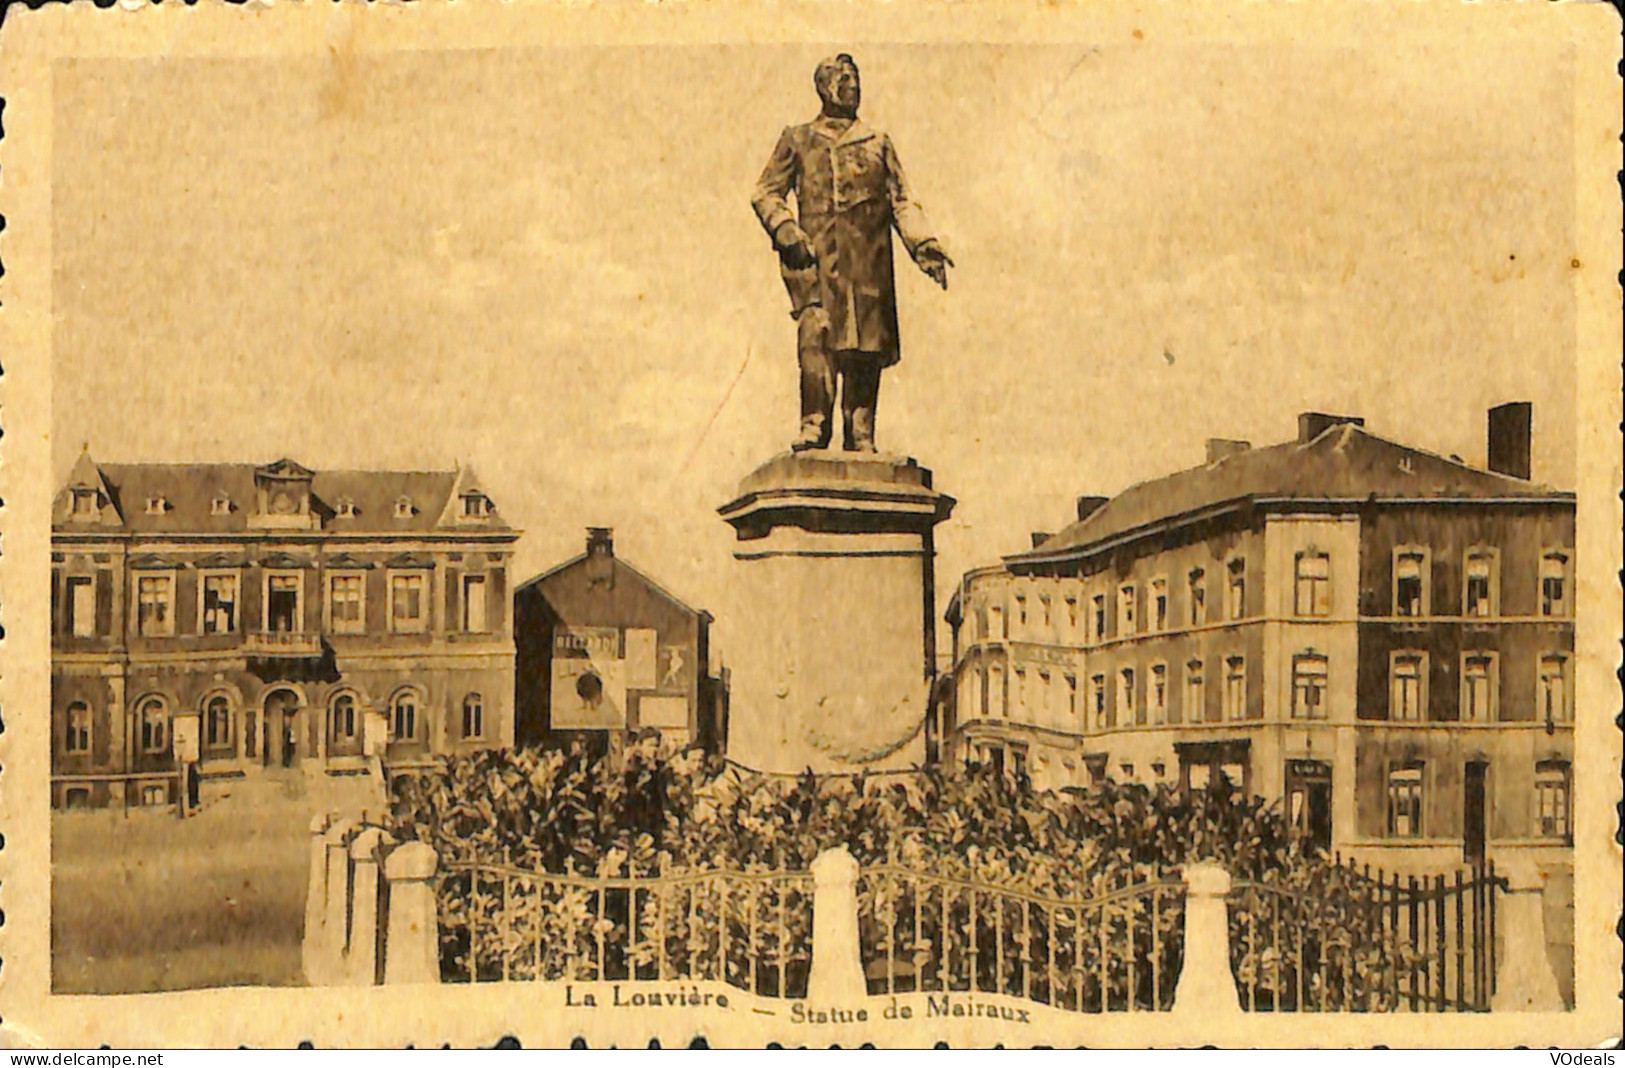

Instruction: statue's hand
[917,243,953,290]
[774,221,817,271]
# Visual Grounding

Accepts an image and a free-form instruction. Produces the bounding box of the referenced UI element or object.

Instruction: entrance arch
[263,687,303,768]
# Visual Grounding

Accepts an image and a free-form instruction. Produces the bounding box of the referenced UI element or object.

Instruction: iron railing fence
[437,858,814,997]
[857,865,1186,1012]
[1229,855,1503,1012]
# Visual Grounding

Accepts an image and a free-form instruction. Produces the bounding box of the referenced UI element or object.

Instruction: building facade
[941,407,1574,876]
[50,452,519,808]
[514,528,725,755]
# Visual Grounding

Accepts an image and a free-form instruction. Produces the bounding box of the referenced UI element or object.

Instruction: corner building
[50,452,519,807]
[942,407,1574,876]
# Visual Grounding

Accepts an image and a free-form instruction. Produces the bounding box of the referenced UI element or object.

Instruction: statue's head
[814,53,861,115]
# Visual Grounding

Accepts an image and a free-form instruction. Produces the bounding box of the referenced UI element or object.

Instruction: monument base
[718,449,955,775]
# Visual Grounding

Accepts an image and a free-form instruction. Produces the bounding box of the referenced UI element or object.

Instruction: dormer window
[460,491,491,519]
[394,496,415,519]
[335,497,358,519]
[210,494,232,516]
[144,496,168,515]
[71,488,98,518]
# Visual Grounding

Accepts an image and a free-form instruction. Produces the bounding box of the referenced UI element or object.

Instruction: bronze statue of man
[752,54,953,453]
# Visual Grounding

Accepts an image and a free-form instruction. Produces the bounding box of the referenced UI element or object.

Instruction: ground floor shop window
[1535,760,1571,839]
[1387,763,1425,838]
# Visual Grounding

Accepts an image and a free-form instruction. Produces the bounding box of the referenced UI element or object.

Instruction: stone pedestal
[718,450,954,774]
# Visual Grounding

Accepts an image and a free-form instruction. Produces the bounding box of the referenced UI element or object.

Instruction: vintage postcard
[0,0,1619,1049]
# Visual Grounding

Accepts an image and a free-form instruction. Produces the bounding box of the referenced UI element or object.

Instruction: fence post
[807,846,866,1003]
[383,840,441,985]
[319,818,358,985]
[344,828,391,986]
[301,813,331,985]
[1170,862,1243,1018]
[1490,862,1563,1012]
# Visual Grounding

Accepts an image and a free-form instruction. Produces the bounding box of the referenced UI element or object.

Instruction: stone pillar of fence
[807,846,867,1004]
[301,813,331,985]
[318,818,358,984]
[344,828,393,986]
[383,840,441,985]
[1170,862,1243,1019]
[1490,862,1564,1012]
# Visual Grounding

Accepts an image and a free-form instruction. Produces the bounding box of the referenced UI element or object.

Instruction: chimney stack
[1487,402,1532,480]
[586,527,615,557]
[1297,412,1365,443]
[1205,439,1252,464]
[1075,496,1109,523]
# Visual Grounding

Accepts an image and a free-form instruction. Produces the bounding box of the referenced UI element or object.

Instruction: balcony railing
[243,629,324,658]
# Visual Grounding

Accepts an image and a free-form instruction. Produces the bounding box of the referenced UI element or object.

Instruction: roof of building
[517,550,713,622]
[1009,422,1570,566]
[53,452,513,535]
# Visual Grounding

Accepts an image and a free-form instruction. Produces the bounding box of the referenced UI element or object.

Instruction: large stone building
[940,406,1574,876]
[514,528,725,755]
[50,452,519,808]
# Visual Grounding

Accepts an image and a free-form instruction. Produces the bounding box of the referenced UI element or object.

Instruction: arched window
[331,694,357,742]
[139,698,168,753]
[205,695,232,749]
[462,693,484,739]
[65,701,91,754]
[391,691,418,741]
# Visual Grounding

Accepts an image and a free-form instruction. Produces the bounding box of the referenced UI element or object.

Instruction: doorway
[1463,761,1488,867]
[263,689,301,768]
[1285,759,1333,854]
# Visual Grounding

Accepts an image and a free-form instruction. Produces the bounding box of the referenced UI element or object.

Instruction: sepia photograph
[0,0,1619,1049]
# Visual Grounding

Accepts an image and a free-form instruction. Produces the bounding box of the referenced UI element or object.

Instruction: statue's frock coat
[752,116,936,366]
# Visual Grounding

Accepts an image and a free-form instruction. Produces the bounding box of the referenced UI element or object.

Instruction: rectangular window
[1535,762,1571,839]
[1150,663,1168,724]
[72,488,97,517]
[1539,656,1569,724]
[1065,674,1078,721]
[1224,656,1247,720]
[67,576,95,637]
[1387,764,1425,838]
[329,574,366,634]
[201,573,238,635]
[1015,591,1028,629]
[1541,552,1570,617]
[1091,674,1107,729]
[1188,569,1207,625]
[462,573,488,632]
[1461,653,1497,723]
[1227,559,1246,620]
[1291,654,1329,719]
[1064,596,1078,635]
[1391,653,1426,722]
[1013,667,1028,717]
[1039,593,1052,631]
[1091,595,1107,643]
[989,602,1006,640]
[266,573,302,633]
[1294,552,1331,616]
[65,704,91,754]
[390,573,428,633]
[136,575,174,637]
[1464,550,1497,618]
[1117,584,1137,636]
[1395,550,1427,617]
[1119,667,1139,726]
[1151,578,1168,632]
[1185,660,1205,723]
